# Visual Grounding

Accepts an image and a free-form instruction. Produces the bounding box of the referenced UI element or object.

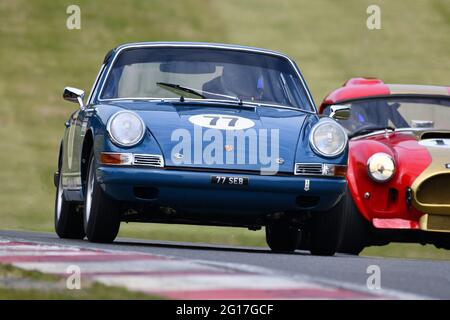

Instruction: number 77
[204,116,238,127]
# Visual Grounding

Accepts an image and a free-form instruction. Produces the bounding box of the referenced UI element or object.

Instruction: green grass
[0,0,449,260]
[0,264,160,299]
[362,243,450,260]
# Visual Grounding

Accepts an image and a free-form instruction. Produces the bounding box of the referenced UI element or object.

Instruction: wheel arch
[54,140,64,187]
[81,129,94,191]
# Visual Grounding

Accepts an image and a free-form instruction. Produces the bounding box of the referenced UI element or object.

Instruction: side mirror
[329,104,351,120]
[63,87,85,109]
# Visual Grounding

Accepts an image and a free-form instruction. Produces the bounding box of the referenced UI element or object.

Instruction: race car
[320,77,450,254]
[55,42,350,255]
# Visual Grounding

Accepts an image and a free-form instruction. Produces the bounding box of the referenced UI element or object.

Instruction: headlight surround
[367,152,396,182]
[107,111,146,147]
[309,119,348,157]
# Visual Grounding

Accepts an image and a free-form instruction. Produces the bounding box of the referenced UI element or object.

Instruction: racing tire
[83,151,121,243]
[434,234,450,250]
[434,243,450,250]
[309,195,346,256]
[338,188,369,255]
[266,222,301,253]
[54,171,85,239]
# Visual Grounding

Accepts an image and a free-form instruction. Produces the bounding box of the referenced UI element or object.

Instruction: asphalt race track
[0,230,449,299]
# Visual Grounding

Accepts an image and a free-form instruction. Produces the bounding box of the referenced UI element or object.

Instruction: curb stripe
[156,288,378,300]
[0,238,398,300]
[0,253,164,263]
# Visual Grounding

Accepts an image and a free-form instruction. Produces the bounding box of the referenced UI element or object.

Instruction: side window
[289,75,313,111]
[102,66,124,99]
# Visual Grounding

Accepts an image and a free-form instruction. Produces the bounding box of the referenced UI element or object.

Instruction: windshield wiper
[157,82,206,100]
[156,82,303,111]
[156,82,243,103]
[350,126,395,138]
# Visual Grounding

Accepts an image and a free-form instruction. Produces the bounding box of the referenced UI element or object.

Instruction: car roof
[319,77,450,113]
[104,41,293,62]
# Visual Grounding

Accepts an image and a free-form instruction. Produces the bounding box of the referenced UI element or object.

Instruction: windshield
[100,47,313,111]
[324,97,450,134]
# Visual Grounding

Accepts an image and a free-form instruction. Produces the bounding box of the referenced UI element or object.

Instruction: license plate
[211,176,249,186]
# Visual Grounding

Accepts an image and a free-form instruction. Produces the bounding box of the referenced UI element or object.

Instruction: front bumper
[96,166,346,214]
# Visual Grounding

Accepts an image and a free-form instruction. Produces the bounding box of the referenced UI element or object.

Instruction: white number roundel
[188,114,255,130]
[419,139,450,149]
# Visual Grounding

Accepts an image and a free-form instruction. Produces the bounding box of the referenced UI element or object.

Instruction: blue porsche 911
[55,42,350,255]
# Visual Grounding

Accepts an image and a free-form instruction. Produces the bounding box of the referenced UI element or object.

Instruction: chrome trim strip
[349,127,440,140]
[294,163,324,176]
[94,97,311,113]
[100,152,164,167]
[351,129,396,140]
[94,43,316,113]
[164,166,293,176]
[294,162,347,176]
[133,154,165,167]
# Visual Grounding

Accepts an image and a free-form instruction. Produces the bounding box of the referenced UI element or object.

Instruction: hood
[107,101,310,173]
[348,129,450,192]
[347,129,450,222]
[349,129,441,185]
[351,129,450,170]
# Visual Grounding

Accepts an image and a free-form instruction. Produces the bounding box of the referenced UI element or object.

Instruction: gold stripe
[420,214,450,232]
[411,142,450,215]
[419,214,428,230]
[388,84,449,96]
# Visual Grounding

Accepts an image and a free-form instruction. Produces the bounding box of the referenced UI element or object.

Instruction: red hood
[347,131,432,225]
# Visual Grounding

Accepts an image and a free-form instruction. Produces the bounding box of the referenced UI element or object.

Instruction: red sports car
[320,78,450,254]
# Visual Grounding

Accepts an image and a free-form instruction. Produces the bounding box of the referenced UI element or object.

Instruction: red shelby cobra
[320,78,450,254]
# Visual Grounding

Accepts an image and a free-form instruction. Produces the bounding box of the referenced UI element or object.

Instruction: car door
[62,109,83,190]
[64,64,106,191]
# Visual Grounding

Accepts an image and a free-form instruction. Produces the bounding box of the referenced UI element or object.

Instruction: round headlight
[310,120,347,157]
[367,152,395,182]
[107,111,145,147]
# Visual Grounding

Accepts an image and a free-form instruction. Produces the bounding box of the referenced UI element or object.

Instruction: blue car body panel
[58,42,348,227]
[97,166,346,212]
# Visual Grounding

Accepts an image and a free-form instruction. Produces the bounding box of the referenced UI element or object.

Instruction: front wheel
[309,195,346,256]
[338,188,369,255]
[266,222,301,253]
[434,234,450,250]
[54,171,85,239]
[83,151,121,243]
